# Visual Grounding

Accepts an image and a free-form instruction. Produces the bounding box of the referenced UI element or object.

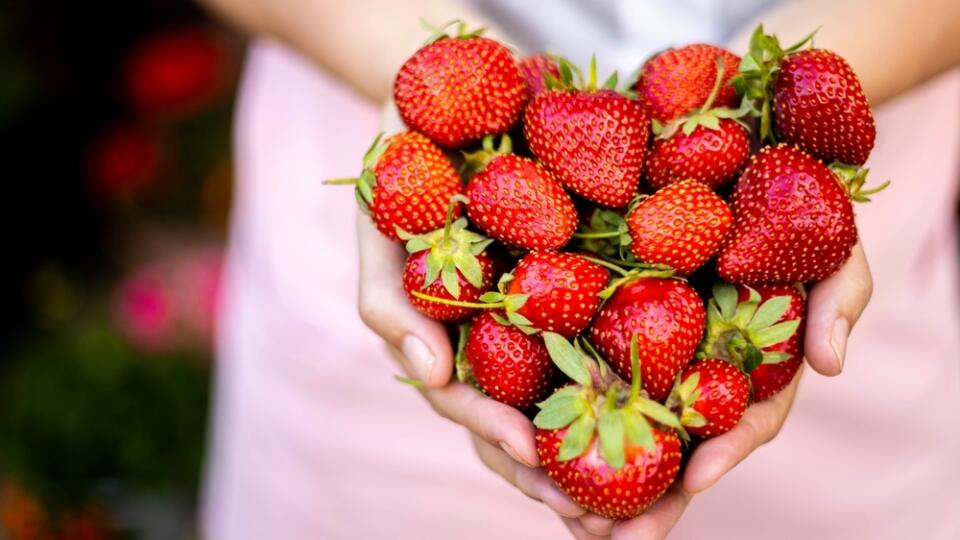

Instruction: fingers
[611,483,693,540]
[388,346,540,467]
[357,213,454,387]
[579,514,615,537]
[804,241,874,376]
[561,517,611,540]
[682,366,803,493]
[471,434,586,519]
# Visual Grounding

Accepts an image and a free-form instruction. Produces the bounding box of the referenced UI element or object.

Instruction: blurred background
[0,1,238,538]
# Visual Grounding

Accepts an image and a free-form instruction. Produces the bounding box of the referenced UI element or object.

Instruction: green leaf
[635,399,683,431]
[738,53,761,73]
[357,170,375,204]
[743,344,764,373]
[441,267,461,299]
[601,71,619,90]
[681,408,707,428]
[478,291,504,303]
[598,409,625,469]
[361,132,387,168]
[701,114,721,131]
[405,237,431,254]
[682,117,698,136]
[747,295,791,332]
[470,238,494,256]
[761,351,793,364]
[456,253,484,289]
[543,332,592,386]
[713,283,738,320]
[354,189,371,215]
[752,319,801,348]
[490,312,511,326]
[558,413,596,461]
[622,410,655,453]
[424,251,443,287]
[534,395,586,429]
[504,294,529,312]
[506,311,534,327]
[537,385,582,409]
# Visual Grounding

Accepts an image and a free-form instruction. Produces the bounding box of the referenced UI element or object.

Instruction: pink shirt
[202,40,960,539]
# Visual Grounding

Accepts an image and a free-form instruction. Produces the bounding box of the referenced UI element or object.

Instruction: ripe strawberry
[534,333,685,519]
[410,251,607,337]
[645,120,749,191]
[464,311,557,410]
[519,54,561,95]
[464,135,577,250]
[589,276,705,401]
[717,144,886,284]
[326,131,462,242]
[505,252,608,338]
[626,179,733,274]
[699,283,805,401]
[733,26,875,165]
[666,359,749,438]
[525,57,649,208]
[400,197,495,321]
[636,44,740,123]
[393,22,527,148]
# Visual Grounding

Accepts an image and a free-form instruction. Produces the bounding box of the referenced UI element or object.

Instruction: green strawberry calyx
[664,371,709,429]
[398,194,492,300]
[460,134,513,180]
[731,24,818,142]
[655,58,752,140]
[411,271,535,333]
[420,19,486,44]
[453,321,480,388]
[544,54,631,97]
[697,283,801,373]
[828,162,891,203]
[533,333,687,470]
[322,132,390,215]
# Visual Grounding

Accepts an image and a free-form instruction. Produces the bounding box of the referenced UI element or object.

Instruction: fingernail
[499,441,535,468]
[830,318,849,373]
[402,335,435,384]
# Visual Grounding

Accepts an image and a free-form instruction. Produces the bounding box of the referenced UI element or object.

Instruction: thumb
[804,241,874,376]
[356,212,454,387]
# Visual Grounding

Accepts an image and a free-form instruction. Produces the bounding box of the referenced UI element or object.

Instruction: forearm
[199,0,499,103]
[730,0,960,105]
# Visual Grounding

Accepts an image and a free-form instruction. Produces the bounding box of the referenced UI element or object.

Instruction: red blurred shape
[86,125,162,199]
[123,25,227,118]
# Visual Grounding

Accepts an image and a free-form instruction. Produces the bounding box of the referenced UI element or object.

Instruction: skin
[201,0,960,537]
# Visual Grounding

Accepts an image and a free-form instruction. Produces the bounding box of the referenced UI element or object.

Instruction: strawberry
[410,251,608,337]
[717,144,886,284]
[524,57,649,208]
[645,119,749,191]
[519,54,561,95]
[400,196,495,321]
[393,22,527,148]
[326,131,463,241]
[666,358,749,438]
[589,275,705,402]
[504,252,608,338]
[463,311,557,410]
[635,44,740,124]
[733,26,875,165]
[534,333,685,519]
[464,135,577,250]
[626,179,733,274]
[699,283,805,401]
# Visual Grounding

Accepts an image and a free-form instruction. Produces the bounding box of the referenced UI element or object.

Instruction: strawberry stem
[322,178,358,185]
[441,194,470,249]
[577,254,631,277]
[411,291,501,309]
[573,231,621,239]
[698,58,726,114]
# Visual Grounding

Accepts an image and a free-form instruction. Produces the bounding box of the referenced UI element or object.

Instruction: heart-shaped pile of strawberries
[327,20,887,520]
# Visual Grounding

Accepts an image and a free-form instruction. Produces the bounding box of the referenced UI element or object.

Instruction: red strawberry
[699,283,805,401]
[645,120,749,191]
[667,358,749,437]
[464,135,577,250]
[636,44,740,123]
[589,276,705,401]
[393,23,527,148]
[327,131,463,242]
[626,179,733,274]
[717,144,886,284]
[519,54,561,95]
[733,26,875,165]
[534,333,685,519]
[410,251,607,337]
[524,58,649,208]
[505,252,608,338]
[400,197,495,321]
[464,311,557,410]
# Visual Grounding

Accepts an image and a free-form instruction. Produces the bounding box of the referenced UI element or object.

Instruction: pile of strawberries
[333,21,886,520]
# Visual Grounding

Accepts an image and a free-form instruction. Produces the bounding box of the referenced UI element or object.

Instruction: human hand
[609,241,874,539]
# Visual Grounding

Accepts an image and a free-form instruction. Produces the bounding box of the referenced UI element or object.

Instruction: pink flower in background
[114,266,175,352]
[113,248,224,354]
